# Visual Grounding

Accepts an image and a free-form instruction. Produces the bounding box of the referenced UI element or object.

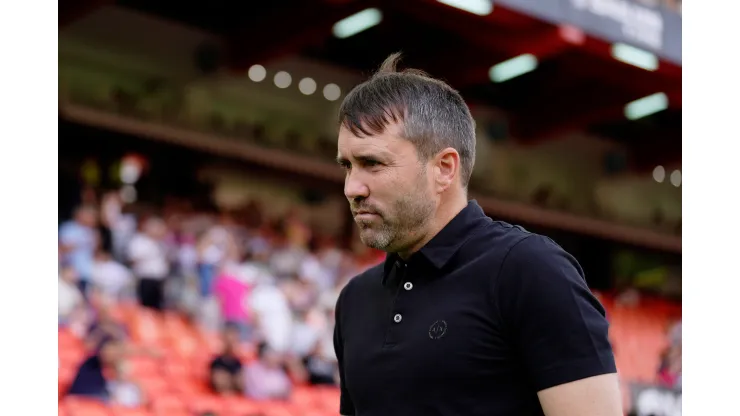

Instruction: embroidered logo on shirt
[428,320,447,340]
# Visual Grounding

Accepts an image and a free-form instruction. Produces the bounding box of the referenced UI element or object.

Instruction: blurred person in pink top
[213,265,253,341]
[244,342,292,401]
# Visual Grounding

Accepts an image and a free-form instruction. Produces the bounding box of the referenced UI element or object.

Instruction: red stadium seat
[170,377,211,396]
[151,394,187,415]
[187,393,226,414]
[258,401,296,416]
[110,406,153,416]
[135,374,170,397]
[127,356,160,378]
[290,385,319,409]
[222,396,262,416]
[314,386,341,411]
[63,398,111,416]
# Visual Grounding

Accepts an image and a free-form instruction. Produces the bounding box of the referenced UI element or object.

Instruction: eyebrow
[337,152,391,165]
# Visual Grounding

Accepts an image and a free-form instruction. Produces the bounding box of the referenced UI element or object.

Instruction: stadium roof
[61,0,681,171]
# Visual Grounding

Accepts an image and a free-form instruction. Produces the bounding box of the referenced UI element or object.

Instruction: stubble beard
[356,176,435,253]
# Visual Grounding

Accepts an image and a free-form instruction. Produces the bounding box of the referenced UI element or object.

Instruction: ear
[433,148,460,193]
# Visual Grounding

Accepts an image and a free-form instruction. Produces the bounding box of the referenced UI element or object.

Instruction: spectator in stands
[59,205,99,295]
[248,277,293,353]
[59,263,85,327]
[91,250,134,304]
[108,361,144,408]
[67,336,124,401]
[128,217,170,310]
[213,264,253,341]
[197,222,239,296]
[209,324,245,395]
[299,308,338,386]
[244,342,293,401]
[657,344,682,389]
[85,303,128,349]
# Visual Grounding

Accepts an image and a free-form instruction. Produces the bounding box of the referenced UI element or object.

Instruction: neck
[397,191,468,260]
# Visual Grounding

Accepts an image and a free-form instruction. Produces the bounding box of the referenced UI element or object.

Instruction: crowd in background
[58,188,384,406]
[658,320,682,390]
[58,186,681,409]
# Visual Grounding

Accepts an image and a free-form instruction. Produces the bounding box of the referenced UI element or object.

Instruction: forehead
[337,121,411,158]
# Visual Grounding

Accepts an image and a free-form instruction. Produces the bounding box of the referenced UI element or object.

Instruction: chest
[341,271,514,390]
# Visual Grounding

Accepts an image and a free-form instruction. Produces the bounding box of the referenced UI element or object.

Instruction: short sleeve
[333,290,356,416]
[495,235,616,392]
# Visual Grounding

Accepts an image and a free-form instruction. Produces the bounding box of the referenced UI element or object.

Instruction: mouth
[353,210,379,220]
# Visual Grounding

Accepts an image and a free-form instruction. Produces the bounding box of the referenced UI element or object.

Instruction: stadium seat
[186,393,225,414]
[170,377,210,396]
[258,401,296,416]
[222,396,262,416]
[151,394,187,414]
[63,398,111,416]
[290,385,319,409]
[110,406,153,416]
[135,374,170,396]
[127,356,160,378]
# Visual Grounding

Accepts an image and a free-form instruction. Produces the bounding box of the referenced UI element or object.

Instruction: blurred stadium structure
[58,1,681,415]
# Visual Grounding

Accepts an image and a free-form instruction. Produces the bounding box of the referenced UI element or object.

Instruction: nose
[344,169,370,201]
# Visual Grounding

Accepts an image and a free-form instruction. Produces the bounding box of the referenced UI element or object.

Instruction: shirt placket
[383,261,411,348]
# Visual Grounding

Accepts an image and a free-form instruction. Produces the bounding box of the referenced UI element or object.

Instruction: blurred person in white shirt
[91,250,134,303]
[128,218,170,311]
[108,361,144,408]
[247,277,293,353]
[59,264,85,326]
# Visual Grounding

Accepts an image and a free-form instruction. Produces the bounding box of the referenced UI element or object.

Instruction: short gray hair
[338,53,477,188]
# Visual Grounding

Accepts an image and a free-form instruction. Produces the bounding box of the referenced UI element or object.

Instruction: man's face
[337,122,437,253]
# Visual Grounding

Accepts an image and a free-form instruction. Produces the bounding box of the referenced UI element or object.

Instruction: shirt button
[404,282,413,290]
[393,314,402,323]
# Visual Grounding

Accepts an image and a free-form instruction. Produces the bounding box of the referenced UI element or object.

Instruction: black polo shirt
[333,201,616,416]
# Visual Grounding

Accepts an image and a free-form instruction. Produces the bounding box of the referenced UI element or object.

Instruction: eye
[338,161,351,171]
[363,159,381,168]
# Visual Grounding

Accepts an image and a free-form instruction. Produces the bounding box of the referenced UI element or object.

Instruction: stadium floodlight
[299,78,317,95]
[611,43,659,71]
[248,65,266,82]
[332,8,383,39]
[323,83,342,101]
[274,71,292,89]
[488,54,538,83]
[437,0,493,16]
[652,165,665,183]
[625,92,668,120]
[670,170,681,187]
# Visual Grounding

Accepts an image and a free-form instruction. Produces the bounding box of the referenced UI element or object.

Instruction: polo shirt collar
[382,200,487,279]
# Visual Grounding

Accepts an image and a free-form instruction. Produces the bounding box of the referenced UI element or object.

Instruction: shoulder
[340,262,384,295]
[462,219,538,264]
[500,232,580,277]
[494,232,590,311]
[336,262,384,309]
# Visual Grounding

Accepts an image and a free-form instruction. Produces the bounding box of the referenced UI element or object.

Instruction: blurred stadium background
[58,1,682,415]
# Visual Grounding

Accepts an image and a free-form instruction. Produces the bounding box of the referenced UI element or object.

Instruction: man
[59,205,99,295]
[209,324,245,395]
[128,217,170,310]
[333,53,622,416]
